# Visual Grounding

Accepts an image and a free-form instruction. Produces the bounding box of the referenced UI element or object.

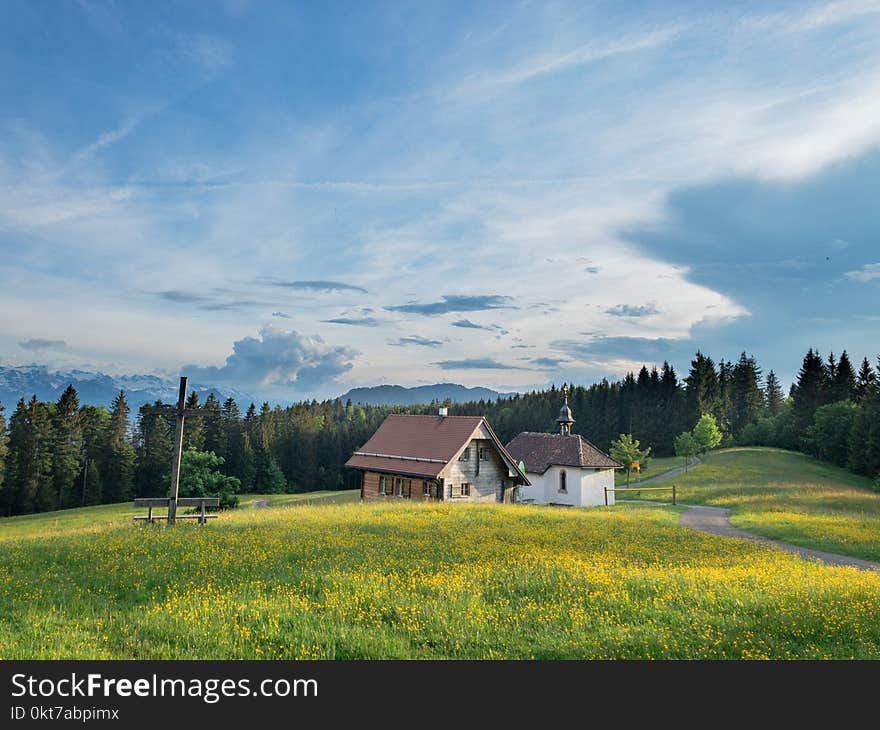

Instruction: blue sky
[1,0,879,400]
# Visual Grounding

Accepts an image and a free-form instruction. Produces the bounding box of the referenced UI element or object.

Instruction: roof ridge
[387,413,482,418]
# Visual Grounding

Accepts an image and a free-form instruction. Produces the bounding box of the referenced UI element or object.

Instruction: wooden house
[345,409,529,502]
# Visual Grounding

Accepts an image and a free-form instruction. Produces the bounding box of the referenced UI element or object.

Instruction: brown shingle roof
[505,432,623,474]
[345,414,529,483]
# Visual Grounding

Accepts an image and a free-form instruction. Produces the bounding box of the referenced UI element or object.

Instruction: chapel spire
[556,383,575,436]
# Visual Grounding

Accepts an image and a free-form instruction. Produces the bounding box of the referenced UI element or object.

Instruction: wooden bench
[133,497,220,525]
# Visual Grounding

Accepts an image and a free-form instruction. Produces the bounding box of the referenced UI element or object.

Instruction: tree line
[1,347,878,516]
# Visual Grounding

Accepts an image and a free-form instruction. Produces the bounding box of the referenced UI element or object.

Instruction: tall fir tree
[201,392,225,456]
[51,385,82,510]
[830,350,857,402]
[729,352,764,437]
[135,401,173,498]
[5,397,55,515]
[855,357,876,403]
[221,397,244,480]
[0,403,7,514]
[684,352,720,431]
[182,391,204,450]
[78,405,109,506]
[764,370,785,416]
[790,348,827,445]
[103,391,135,503]
[825,352,837,390]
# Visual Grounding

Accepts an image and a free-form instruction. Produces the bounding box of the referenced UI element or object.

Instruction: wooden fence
[604,484,676,506]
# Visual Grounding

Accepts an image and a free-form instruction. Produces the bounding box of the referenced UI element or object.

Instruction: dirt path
[679,505,880,573]
[632,457,701,486]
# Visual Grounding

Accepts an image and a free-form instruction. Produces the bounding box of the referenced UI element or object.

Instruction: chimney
[438,406,448,418]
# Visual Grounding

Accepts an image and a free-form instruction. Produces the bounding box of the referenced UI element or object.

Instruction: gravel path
[679,505,880,573]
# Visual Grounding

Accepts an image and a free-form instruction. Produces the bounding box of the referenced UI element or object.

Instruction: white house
[505,387,623,507]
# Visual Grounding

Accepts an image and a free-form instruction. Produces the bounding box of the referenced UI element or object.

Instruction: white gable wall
[518,465,615,506]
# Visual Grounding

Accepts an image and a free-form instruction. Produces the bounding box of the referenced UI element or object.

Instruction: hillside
[2,448,880,660]
[672,447,880,561]
[339,382,514,406]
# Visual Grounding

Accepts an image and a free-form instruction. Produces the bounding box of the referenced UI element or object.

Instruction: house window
[559,470,567,493]
[423,481,431,497]
[459,447,470,461]
[379,476,387,495]
[396,478,404,496]
[479,447,489,461]
[461,483,471,497]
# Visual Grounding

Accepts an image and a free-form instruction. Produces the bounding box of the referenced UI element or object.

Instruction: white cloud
[845,263,880,281]
[185,327,358,392]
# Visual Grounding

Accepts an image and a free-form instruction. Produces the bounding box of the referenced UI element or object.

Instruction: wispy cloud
[433,358,528,370]
[391,335,444,348]
[450,25,681,101]
[845,262,880,282]
[324,317,382,327]
[532,357,566,368]
[64,118,142,172]
[19,338,67,352]
[259,278,368,294]
[387,295,513,316]
[271,311,291,319]
[158,290,208,303]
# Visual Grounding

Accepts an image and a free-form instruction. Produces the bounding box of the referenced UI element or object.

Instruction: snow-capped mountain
[0,365,257,411]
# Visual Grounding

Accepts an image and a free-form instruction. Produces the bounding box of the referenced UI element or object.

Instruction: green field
[2,450,880,659]
[650,448,880,562]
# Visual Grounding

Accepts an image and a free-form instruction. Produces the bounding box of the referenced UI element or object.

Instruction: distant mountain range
[0,365,515,412]
[0,365,254,412]
[338,383,515,406]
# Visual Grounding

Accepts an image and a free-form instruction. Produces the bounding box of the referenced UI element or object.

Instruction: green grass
[614,455,690,486]
[0,490,358,543]
[3,451,880,659]
[652,447,880,562]
[2,491,880,659]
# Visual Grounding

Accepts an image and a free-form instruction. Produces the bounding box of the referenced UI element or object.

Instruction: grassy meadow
[645,448,880,562]
[2,455,880,660]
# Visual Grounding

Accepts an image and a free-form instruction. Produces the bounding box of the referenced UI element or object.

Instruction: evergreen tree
[52,385,82,510]
[855,357,876,403]
[5,397,54,515]
[825,352,837,389]
[729,352,764,438]
[135,401,173,498]
[790,349,827,447]
[684,352,720,431]
[0,403,7,514]
[716,359,733,436]
[831,350,857,402]
[764,370,785,416]
[78,406,109,506]
[182,391,204,450]
[103,391,135,503]
[222,397,244,480]
[201,393,225,456]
